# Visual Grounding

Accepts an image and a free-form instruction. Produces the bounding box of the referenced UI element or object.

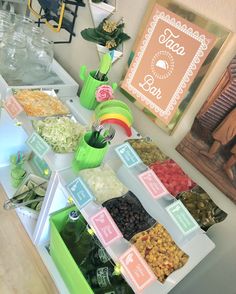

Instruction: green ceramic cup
[72,131,108,172]
[79,65,117,110]
[80,69,108,110]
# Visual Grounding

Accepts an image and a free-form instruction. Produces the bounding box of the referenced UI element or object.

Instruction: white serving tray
[58,158,215,294]
[0,59,79,100]
[14,112,86,171]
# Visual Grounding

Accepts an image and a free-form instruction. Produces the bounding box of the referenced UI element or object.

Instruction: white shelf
[16,208,38,239]
[0,59,79,99]
[0,59,229,293]
[37,245,70,294]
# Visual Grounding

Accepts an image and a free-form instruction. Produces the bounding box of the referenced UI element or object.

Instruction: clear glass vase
[14,16,33,34]
[24,24,44,47]
[27,36,54,78]
[0,19,13,42]
[0,10,11,22]
[0,32,27,81]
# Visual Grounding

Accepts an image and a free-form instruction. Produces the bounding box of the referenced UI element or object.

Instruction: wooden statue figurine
[177,56,236,203]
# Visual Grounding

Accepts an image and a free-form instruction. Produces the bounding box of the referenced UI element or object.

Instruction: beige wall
[49,0,236,148]
[45,2,236,292]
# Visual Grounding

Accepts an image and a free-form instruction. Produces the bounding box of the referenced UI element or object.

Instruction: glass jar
[23,25,44,47]
[0,10,11,22]
[27,36,53,78]
[0,19,13,42]
[0,32,27,81]
[14,16,33,34]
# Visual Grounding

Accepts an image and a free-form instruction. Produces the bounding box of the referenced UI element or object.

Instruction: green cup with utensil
[72,131,109,172]
[79,53,117,110]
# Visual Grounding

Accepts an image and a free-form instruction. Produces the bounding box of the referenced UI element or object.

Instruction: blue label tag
[115,143,142,168]
[26,132,50,159]
[66,177,94,209]
[166,200,199,235]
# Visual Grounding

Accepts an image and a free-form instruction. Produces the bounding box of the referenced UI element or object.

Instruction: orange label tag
[122,4,216,124]
[4,96,23,118]
[119,246,156,292]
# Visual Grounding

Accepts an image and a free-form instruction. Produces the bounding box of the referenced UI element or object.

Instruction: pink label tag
[119,246,156,292]
[138,169,168,198]
[90,208,123,247]
[4,96,23,118]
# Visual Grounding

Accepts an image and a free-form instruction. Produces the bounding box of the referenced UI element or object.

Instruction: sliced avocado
[35,201,43,211]
[27,180,37,190]
[34,186,46,197]
[24,191,35,202]
[30,201,40,210]
[14,185,29,201]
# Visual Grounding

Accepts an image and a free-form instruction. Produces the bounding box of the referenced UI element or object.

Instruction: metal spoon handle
[4,197,43,210]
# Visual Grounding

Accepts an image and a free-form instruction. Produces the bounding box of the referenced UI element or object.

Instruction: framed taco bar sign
[121,0,231,134]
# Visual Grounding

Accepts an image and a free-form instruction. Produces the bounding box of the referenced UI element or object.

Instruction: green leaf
[81,28,105,44]
[117,23,125,29]
[118,32,131,42]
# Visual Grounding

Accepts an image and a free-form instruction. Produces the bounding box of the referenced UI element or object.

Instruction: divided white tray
[58,157,215,294]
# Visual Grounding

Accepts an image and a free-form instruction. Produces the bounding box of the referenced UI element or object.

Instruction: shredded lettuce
[33,117,85,153]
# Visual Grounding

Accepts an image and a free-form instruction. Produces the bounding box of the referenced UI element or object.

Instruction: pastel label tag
[119,246,156,292]
[90,208,122,247]
[166,200,199,235]
[4,95,23,118]
[115,142,142,168]
[66,177,94,209]
[26,132,50,159]
[138,169,168,198]
[32,155,51,179]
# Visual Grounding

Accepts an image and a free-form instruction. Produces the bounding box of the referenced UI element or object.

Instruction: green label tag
[32,155,51,179]
[115,142,141,168]
[166,200,199,235]
[26,132,50,159]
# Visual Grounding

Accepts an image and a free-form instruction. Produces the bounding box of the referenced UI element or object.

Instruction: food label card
[138,169,168,198]
[66,177,94,209]
[4,95,23,118]
[119,246,156,292]
[32,155,51,179]
[90,208,122,247]
[26,132,50,159]
[115,142,142,168]
[166,200,199,235]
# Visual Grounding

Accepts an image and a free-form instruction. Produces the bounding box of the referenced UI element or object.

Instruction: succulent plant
[81,17,130,50]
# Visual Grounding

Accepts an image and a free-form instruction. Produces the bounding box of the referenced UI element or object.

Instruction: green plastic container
[79,65,117,110]
[72,131,108,172]
[50,206,94,294]
[80,68,108,110]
